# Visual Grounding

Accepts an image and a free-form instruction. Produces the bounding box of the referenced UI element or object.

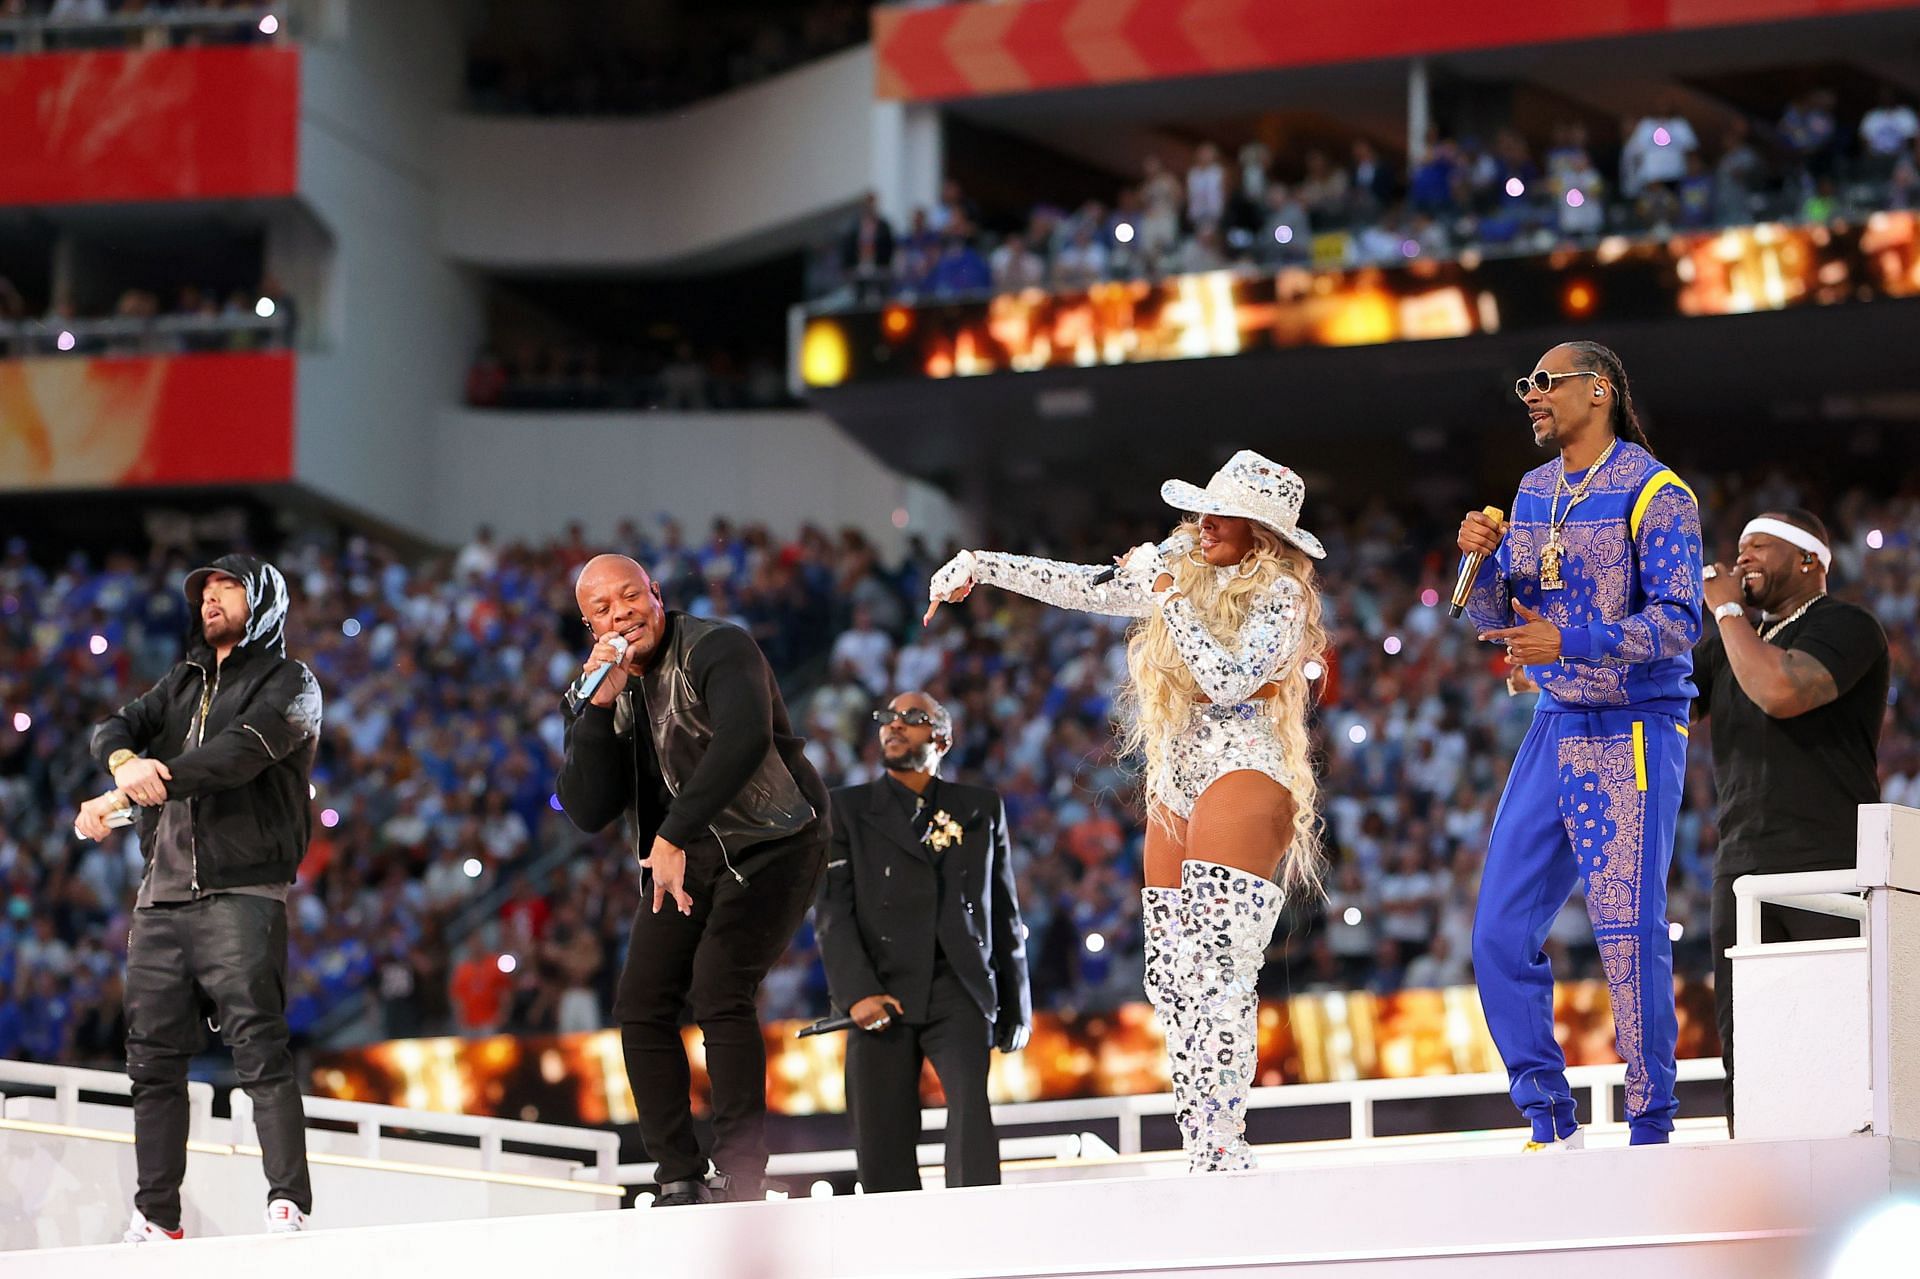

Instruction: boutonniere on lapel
[923,810,964,853]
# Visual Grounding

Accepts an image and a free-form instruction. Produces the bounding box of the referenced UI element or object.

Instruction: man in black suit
[816,691,1031,1192]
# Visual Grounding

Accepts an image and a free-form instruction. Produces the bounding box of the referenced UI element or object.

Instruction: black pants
[125,895,311,1229]
[614,833,825,1186]
[1710,868,1860,1136]
[846,967,998,1193]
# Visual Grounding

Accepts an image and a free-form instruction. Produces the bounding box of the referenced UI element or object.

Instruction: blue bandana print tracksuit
[1466,441,1703,1145]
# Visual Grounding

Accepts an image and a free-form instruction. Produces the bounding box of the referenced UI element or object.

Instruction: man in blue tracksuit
[1457,340,1704,1149]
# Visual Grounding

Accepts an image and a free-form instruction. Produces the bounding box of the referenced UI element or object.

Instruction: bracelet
[1713,601,1746,623]
[107,749,137,773]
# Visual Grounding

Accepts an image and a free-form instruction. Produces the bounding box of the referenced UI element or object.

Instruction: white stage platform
[8,1129,1915,1278]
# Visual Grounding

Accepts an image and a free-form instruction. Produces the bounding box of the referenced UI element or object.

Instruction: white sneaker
[123,1210,183,1244]
[1522,1127,1586,1153]
[265,1199,306,1233]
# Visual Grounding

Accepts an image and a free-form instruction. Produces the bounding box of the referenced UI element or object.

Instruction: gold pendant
[1540,535,1565,591]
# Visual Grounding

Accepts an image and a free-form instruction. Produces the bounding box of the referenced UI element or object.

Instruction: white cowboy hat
[1160,449,1325,559]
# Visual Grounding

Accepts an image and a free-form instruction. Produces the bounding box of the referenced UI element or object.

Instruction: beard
[203,614,243,645]
[882,742,937,772]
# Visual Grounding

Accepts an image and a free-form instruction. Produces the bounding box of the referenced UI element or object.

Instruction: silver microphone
[1091,530,1199,585]
[571,633,630,705]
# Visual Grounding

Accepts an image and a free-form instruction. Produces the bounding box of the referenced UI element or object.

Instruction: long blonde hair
[1117,519,1328,896]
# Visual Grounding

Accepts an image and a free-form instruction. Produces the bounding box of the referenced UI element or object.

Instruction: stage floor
[11,1128,1916,1278]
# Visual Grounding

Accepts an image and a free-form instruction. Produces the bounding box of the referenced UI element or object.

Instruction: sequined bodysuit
[967,551,1305,818]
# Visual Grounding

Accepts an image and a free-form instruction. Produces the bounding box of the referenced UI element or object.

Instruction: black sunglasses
[873,708,937,728]
[1515,369,1601,400]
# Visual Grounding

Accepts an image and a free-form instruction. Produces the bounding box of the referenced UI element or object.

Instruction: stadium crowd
[0,278,295,357]
[1,466,1913,1065]
[0,0,283,52]
[823,89,1920,304]
[464,0,866,118]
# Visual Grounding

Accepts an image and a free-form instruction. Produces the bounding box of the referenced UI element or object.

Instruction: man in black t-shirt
[1693,509,1889,1133]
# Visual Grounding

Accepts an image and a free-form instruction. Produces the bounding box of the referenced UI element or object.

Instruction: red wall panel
[0,46,298,206]
[0,351,294,490]
[875,0,1920,101]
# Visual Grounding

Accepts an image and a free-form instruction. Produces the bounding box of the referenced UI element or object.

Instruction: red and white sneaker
[123,1210,183,1244]
[265,1199,307,1233]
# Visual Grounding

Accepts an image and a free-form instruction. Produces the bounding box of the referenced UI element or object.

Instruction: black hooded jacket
[90,554,323,892]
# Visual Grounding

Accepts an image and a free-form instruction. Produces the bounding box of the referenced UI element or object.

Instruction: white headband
[1741,517,1832,571]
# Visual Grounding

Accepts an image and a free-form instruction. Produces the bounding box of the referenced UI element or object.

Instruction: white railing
[0,1059,214,1135]
[584,1058,1726,1186]
[0,6,285,52]
[599,1131,1109,1187]
[1732,868,1867,946]
[228,1090,621,1184]
[0,313,291,358]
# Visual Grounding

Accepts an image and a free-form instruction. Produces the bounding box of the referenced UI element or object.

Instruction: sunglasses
[1515,369,1601,400]
[873,708,937,728]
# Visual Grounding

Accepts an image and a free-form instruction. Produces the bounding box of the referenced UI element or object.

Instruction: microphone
[1090,530,1199,585]
[798,1014,856,1038]
[570,633,630,706]
[1448,506,1506,619]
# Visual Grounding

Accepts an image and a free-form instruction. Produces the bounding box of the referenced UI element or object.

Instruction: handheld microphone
[570,633,630,705]
[798,1014,856,1038]
[1447,506,1506,619]
[1090,530,1199,585]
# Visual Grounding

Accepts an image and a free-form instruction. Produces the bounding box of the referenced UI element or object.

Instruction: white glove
[928,550,979,604]
[1115,542,1171,596]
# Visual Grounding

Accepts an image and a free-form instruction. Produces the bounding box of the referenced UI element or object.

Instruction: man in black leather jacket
[557,554,829,1206]
[77,554,321,1241]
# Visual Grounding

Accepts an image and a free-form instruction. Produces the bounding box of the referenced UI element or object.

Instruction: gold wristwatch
[107,749,138,772]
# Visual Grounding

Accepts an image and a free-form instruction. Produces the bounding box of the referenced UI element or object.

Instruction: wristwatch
[107,749,138,772]
[1713,602,1746,623]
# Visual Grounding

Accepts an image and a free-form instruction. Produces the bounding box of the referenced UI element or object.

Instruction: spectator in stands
[1138,156,1184,265]
[1171,224,1229,275]
[990,232,1047,293]
[1713,121,1765,225]
[1860,88,1919,182]
[1051,223,1108,291]
[830,604,895,697]
[1779,90,1840,185]
[1256,184,1310,266]
[1621,100,1699,196]
[1408,137,1464,217]
[841,193,896,304]
[1553,147,1606,239]
[1186,142,1229,232]
[928,229,991,297]
[1297,148,1352,228]
[1349,139,1397,223]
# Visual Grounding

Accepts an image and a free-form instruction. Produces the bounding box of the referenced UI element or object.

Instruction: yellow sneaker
[1522,1128,1585,1153]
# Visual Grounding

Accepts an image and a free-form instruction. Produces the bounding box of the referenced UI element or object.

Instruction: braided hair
[1563,340,1651,449]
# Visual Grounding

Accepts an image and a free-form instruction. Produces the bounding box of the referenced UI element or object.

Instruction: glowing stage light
[255,298,276,319]
[1114,222,1135,244]
[1383,636,1402,655]
[497,954,518,975]
[1302,660,1324,681]
[1867,529,1884,549]
[11,712,30,732]
[1562,280,1596,317]
[1343,907,1363,926]
[259,14,280,35]
[881,306,912,339]
[464,858,484,878]
[799,320,851,387]
[1505,178,1525,198]
[89,634,108,655]
[1566,189,1586,208]
[320,808,340,828]
[1347,723,1368,745]
[1421,588,1440,608]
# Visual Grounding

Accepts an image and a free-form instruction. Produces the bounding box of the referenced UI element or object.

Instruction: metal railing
[0,1058,214,1135]
[0,6,286,52]
[0,313,291,358]
[1732,869,1868,946]
[584,1057,1727,1186]
[228,1088,621,1184]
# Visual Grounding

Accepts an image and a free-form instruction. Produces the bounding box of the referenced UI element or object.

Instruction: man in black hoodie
[557,553,829,1206]
[75,554,321,1242]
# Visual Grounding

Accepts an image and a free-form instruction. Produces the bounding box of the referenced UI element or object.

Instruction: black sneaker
[709,1171,767,1203]
[654,1178,712,1207]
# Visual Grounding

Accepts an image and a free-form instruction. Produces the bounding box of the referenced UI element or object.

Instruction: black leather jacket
[558,613,827,879]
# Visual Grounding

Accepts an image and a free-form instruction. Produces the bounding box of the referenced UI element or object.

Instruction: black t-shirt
[1692,596,1889,875]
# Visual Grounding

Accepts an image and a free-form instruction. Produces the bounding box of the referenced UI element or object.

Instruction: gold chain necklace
[1761,593,1825,642]
[1539,438,1618,591]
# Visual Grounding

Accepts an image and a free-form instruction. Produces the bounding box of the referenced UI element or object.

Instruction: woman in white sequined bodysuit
[925,450,1328,1172]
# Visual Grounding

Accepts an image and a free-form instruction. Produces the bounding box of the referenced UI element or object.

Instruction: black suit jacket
[816,778,1030,1031]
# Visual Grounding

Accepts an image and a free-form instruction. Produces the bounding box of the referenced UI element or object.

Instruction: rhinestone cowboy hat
[1160,450,1325,559]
